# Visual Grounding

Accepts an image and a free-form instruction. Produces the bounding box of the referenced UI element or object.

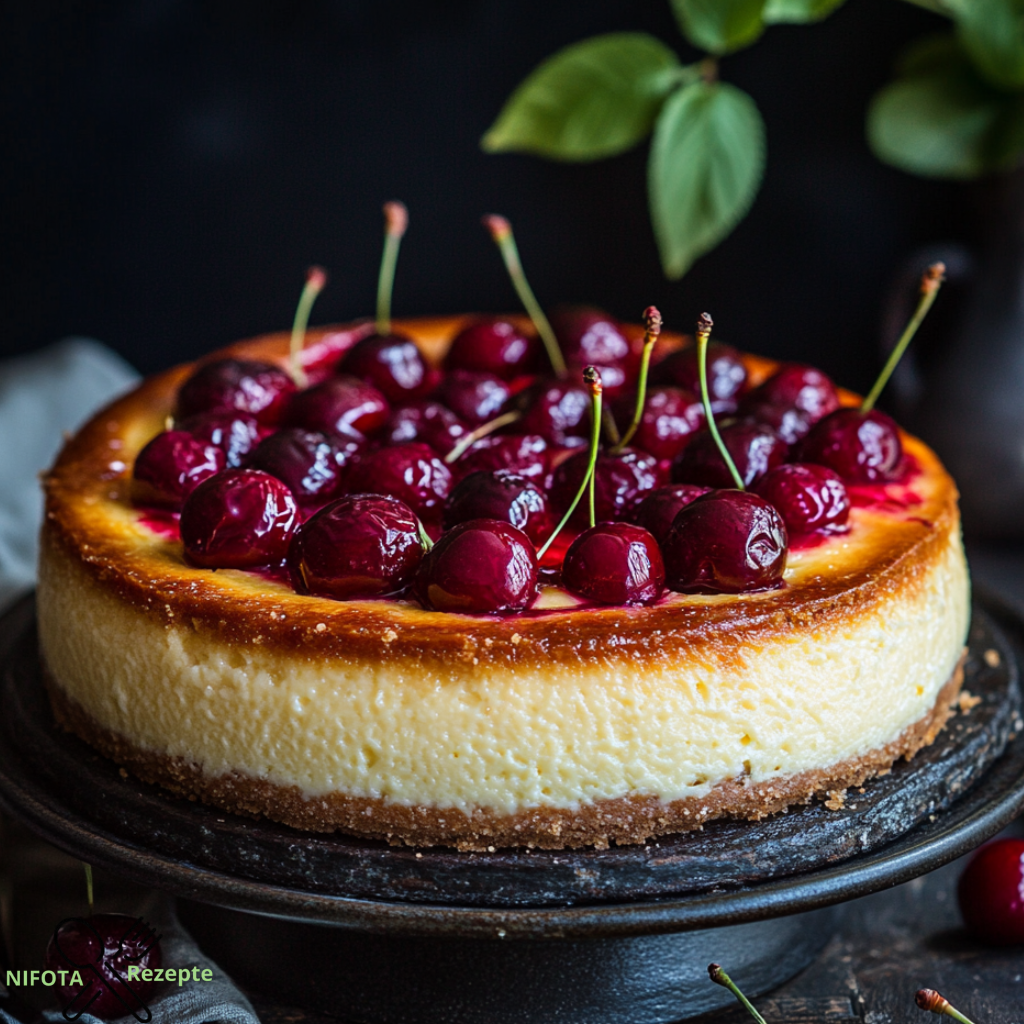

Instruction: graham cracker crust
[45,656,965,851]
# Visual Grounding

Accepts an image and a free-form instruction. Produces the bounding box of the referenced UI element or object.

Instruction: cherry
[748,363,839,424]
[290,494,423,600]
[415,519,538,613]
[345,442,452,522]
[551,305,639,397]
[386,400,467,453]
[562,522,665,606]
[453,433,551,484]
[336,332,437,404]
[651,342,747,409]
[611,386,704,462]
[180,469,298,568]
[550,447,661,526]
[435,369,511,425]
[663,490,788,594]
[509,379,591,448]
[632,484,711,545]
[45,913,161,1021]
[737,398,812,447]
[957,838,1024,945]
[283,375,390,439]
[177,411,266,467]
[132,431,226,508]
[444,470,550,544]
[797,407,904,484]
[444,318,540,379]
[673,422,786,489]
[754,463,849,538]
[244,428,359,507]
[176,358,296,426]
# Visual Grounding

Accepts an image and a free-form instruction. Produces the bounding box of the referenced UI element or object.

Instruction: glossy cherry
[176,358,296,425]
[345,442,452,522]
[737,398,812,447]
[180,469,298,568]
[435,369,511,425]
[749,363,839,424]
[797,407,904,484]
[754,463,849,538]
[444,470,550,544]
[244,428,360,507]
[550,447,662,527]
[283,375,390,438]
[611,386,704,462]
[453,433,551,484]
[509,379,592,447]
[651,342,747,409]
[336,332,437,404]
[132,430,225,508]
[45,913,162,1021]
[385,401,467,453]
[177,411,266,467]
[663,489,788,594]
[673,422,786,489]
[551,306,638,397]
[444,318,539,379]
[957,838,1024,945]
[561,522,665,606]
[415,519,538,614]
[289,494,423,600]
[632,484,711,545]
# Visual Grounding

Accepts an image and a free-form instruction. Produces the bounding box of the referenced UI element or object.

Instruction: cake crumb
[382,629,398,643]
[825,789,847,810]
[984,648,1001,668]
[315,623,326,632]
[510,633,522,645]
[958,690,982,713]
[415,852,423,858]
[487,846,496,853]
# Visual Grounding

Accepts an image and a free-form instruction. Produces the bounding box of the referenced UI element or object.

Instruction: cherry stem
[862,262,945,413]
[443,410,522,465]
[916,990,977,1024]
[696,313,744,490]
[289,266,328,388]
[603,406,622,446]
[612,306,662,454]
[377,201,409,335]
[83,862,94,917]
[537,367,602,559]
[417,519,434,551]
[708,964,767,1024]
[483,214,567,376]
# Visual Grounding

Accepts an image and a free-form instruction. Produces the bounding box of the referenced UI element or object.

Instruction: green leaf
[481,33,681,161]
[670,0,767,55]
[763,0,846,24]
[867,33,1014,178]
[648,81,766,279]
[950,0,1024,91]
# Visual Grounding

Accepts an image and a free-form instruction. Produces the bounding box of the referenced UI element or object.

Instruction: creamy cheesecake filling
[38,522,968,816]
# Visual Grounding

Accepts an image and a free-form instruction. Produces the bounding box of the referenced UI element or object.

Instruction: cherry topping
[444,318,540,379]
[345,442,452,523]
[562,522,665,606]
[176,358,296,425]
[509,380,591,447]
[283,375,390,438]
[651,342,747,408]
[444,470,550,544]
[289,494,423,600]
[673,422,786,489]
[435,369,511,425]
[337,333,437,404]
[737,398,812,447]
[132,431,226,508]
[177,411,266,467]
[244,428,359,507]
[551,305,639,397]
[748,363,840,424]
[632,484,711,545]
[754,463,849,537]
[957,838,1024,945]
[550,447,661,527]
[415,519,538,614]
[797,408,904,484]
[45,913,162,1021]
[385,401,467,453]
[454,433,551,484]
[663,490,788,594]
[180,469,298,568]
[612,386,704,462]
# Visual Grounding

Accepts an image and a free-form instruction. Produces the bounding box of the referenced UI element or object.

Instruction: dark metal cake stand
[2,592,1023,1024]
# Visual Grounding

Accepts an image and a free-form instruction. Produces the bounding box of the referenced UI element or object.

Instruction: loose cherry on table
[561,522,665,606]
[244,427,360,507]
[673,421,787,489]
[508,379,592,448]
[344,442,453,523]
[797,407,904,484]
[662,489,788,594]
[180,469,299,568]
[611,385,704,462]
[282,374,390,439]
[632,484,711,545]
[132,431,226,508]
[549,447,662,527]
[754,463,849,538]
[385,401,468,452]
[957,837,1024,945]
[415,518,538,614]
[45,913,162,1021]
[289,494,423,600]
[650,341,747,409]
[175,358,297,426]
[435,369,511,425]
[176,411,266,467]
[444,318,540,379]
[451,433,551,483]
[443,470,550,544]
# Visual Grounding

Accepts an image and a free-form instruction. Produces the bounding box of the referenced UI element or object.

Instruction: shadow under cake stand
[1,592,1023,1024]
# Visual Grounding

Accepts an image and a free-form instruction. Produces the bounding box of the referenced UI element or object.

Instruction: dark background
[2,0,966,389]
